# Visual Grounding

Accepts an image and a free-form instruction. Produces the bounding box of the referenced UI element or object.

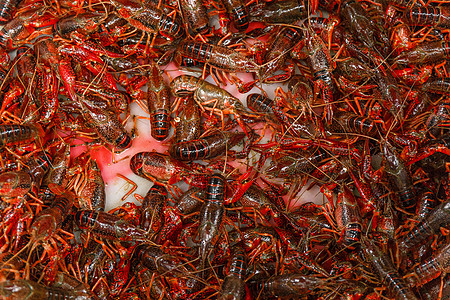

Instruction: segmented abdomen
[406,6,450,28]
[422,77,450,94]
[169,132,245,161]
[383,271,419,300]
[50,193,74,217]
[158,15,184,39]
[395,187,417,213]
[399,201,450,251]
[230,6,249,30]
[181,42,212,62]
[247,93,274,113]
[0,124,38,148]
[341,223,362,247]
[345,115,378,136]
[150,109,170,141]
[75,210,149,242]
[205,173,225,205]
[416,189,438,219]
[170,138,216,161]
[414,258,441,286]
[0,0,20,24]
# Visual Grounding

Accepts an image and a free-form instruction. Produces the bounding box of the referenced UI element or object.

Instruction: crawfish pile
[3,0,450,299]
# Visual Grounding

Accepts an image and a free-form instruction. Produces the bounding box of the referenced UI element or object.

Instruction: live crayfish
[3,0,450,299]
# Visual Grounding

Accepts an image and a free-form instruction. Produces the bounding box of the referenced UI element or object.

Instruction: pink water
[91,63,324,211]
